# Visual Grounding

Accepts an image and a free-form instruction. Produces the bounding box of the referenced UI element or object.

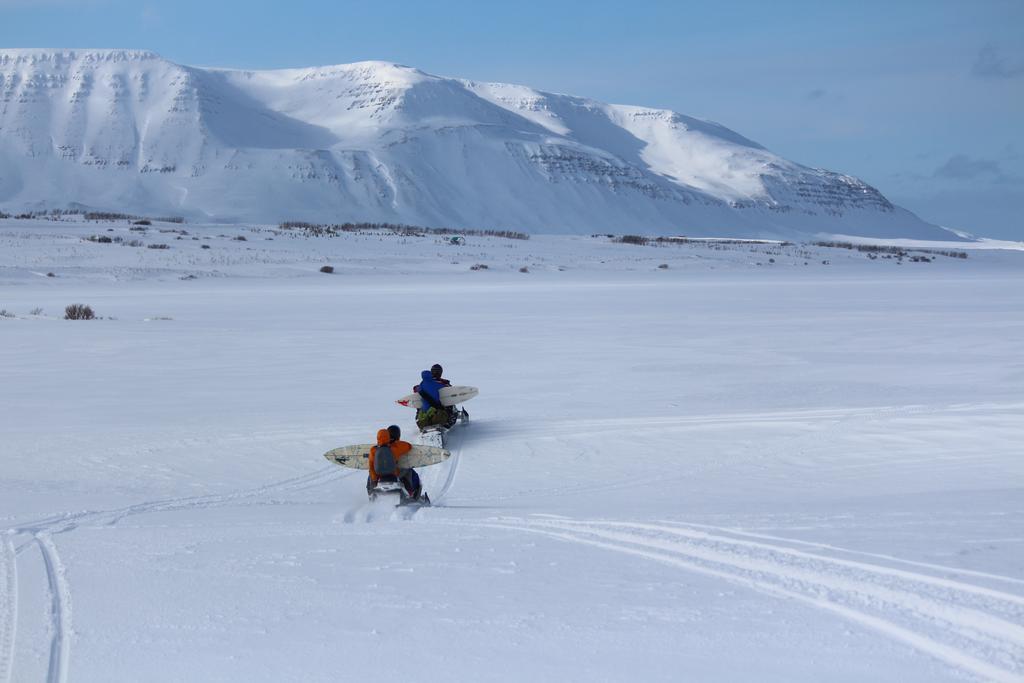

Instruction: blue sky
[2,0,1022,238]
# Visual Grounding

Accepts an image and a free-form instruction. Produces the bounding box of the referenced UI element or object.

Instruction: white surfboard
[323,443,450,470]
[396,385,479,409]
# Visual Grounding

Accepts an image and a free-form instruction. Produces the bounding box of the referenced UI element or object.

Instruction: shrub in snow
[133,219,152,226]
[320,265,334,274]
[519,266,529,273]
[147,243,170,249]
[470,264,489,270]
[234,235,247,241]
[30,307,43,315]
[0,310,14,318]
[65,304,95,320]
[201,244,211,249]
[658,263,669,269]
[86,235,113,243]
[47,272,56,277]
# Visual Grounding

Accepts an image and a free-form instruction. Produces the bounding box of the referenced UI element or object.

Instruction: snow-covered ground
[1,219,1022,682]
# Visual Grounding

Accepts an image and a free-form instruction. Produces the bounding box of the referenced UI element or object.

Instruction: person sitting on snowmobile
[367,425,425,502]
[415,364,455,430]
[413,363,451,392]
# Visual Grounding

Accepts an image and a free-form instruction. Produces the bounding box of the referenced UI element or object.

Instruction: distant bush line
[607,234,967,260]
[612,235,788,247]
[3,209,185,223]
[279,221,529,241]
[83,235,147,247]
[812,241,967,259]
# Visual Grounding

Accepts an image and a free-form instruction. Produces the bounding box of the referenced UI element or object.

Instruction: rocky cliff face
[0,49,951,239]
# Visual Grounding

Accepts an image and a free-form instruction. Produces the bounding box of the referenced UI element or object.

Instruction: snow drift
[0,49,951,239]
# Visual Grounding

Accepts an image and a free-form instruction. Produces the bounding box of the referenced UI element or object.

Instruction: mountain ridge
[0,49,953,239]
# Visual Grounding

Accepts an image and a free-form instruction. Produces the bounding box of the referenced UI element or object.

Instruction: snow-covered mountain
[0,49,950,239]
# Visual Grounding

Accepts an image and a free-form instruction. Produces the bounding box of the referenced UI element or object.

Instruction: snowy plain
[1,218,1023,682]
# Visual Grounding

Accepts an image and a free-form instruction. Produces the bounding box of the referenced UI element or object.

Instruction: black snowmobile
[368,475,431,506]
[418,406,469,448]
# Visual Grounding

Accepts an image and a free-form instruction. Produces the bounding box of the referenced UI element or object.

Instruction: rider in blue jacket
[416,364,453,430]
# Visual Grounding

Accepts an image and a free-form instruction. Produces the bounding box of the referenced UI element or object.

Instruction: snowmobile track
[11,465,348,537]
[433,428,464,504]
[613,520,1024,610]
[470,401,1023,443]
[36,534,70,683]
[4,464,350,679]
[0,534,17,683]
[657,520,1024,589]
[484,517,1024,683]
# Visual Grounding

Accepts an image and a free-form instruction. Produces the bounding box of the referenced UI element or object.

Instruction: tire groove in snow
[466,401,1024,442]
[542,521,1024,653]
[12,465,348,537]
[434,428,464,504]
[4,464,350,677]
[480,518,1024,683]
[0,534,17,683]
[36,534,70,683]
[589,520,1024,611]
[102,465,350,525]
[657,520,1024,588]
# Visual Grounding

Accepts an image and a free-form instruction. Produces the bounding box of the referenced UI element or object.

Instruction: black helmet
[387,425,401,441]
[430,364,443,379]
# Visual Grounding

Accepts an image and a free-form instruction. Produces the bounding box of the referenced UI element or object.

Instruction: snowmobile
[367,475,431,506]
[418,406,469,448]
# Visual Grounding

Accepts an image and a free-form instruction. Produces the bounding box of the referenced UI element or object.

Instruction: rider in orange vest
[367,425,423,501]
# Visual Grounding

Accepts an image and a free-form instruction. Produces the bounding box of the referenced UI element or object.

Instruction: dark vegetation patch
[812,241,967,259]
[5,209,185,223]
[613,235,786,247]
[279,221,529,241]
[64,304,95,320]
